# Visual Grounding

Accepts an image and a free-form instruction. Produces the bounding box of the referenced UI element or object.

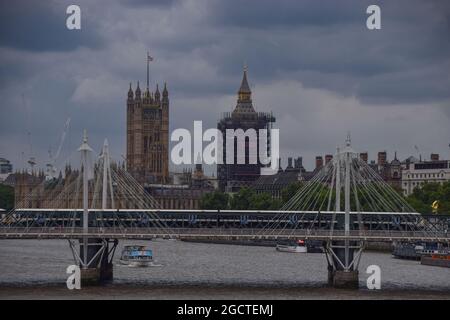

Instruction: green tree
[0,184,14,211]
[406,181,450,214]
[281,182,303,204]
[439,182,450,213]
[268,198,283,210]
[230,187,255,210]
[249,192,274,210]
[200,191,230,210]
[201,187,284,211]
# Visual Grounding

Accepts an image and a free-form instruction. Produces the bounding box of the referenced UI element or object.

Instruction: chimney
[431,153,439,161]
[360,152,368,163]
[287,157,293,169]
[315,156,323,170]
[294,157,303,169]
[325,154,333,165]
[378,151,387,166]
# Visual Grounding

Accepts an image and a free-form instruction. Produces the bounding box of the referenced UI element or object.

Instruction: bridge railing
[0,227,448,241]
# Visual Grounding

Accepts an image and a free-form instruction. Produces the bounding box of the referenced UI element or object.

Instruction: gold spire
[238,64,251,102]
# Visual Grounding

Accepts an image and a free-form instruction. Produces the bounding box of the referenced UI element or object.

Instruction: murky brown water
[0,239,449,299]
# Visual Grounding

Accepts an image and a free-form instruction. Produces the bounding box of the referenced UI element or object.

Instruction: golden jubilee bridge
[0,133,448,287]
[1,209,448,243]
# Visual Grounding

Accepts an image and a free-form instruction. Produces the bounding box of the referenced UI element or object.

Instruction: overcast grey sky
[0,0,449,174]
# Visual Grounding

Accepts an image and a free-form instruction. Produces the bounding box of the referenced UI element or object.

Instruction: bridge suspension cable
[258,136,443,241]
[0,134,174,238]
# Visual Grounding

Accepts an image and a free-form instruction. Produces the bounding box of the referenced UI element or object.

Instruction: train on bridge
[1,209,449,232]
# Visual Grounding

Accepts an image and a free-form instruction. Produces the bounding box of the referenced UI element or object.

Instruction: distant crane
[26,131,36,171]
[414,145,422,162]
[46,118,71,180]
[22,94,36,173]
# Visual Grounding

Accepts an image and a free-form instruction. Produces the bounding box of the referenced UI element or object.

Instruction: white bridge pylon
[70,132,117,270]
[100,139,115,210]
[263,134,420,272]
[281,134,417,215]
[64,131,172,270]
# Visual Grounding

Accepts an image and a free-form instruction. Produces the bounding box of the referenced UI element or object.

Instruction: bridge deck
[0,227,448,242]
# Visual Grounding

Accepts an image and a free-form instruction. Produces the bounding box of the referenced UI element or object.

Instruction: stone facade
[253,157,316,199]
[126,81,169,184]
[402,159,450,196]
[147,164,215,209]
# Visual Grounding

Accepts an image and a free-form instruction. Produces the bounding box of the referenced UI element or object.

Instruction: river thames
[0,239,449,299]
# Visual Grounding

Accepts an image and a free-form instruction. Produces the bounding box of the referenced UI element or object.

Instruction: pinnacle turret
[135,81,141,99]
[155,84,160,101]
[163,82,168,97]
[128,82,133,99]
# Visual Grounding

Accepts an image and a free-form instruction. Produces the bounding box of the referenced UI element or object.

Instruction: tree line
[200,182,302,210]
[0,184,14,211]
[200,181,450,214]
[406,181,450,214]
[0,180,448,214]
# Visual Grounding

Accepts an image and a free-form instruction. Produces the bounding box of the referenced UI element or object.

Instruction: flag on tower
[146,52,153,89]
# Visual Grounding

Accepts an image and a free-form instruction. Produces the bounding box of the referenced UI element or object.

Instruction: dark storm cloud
[104,0,450,104]
[0,60,27,87]
[357,61,450,104]
[120,0,180,8]
[208,0,363,28]
[0,0,104,52]
[200,0,450,104]
[1,0,450,172]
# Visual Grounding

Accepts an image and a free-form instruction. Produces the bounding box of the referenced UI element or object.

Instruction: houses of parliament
[8,63,267,209]
[9,61,283,209]
[6,59,447,211]
[126,79,169,184]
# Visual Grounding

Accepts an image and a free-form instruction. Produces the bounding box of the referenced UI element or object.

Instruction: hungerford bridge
[1,133,448,288]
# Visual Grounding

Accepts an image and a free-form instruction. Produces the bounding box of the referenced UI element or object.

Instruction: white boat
[119,245,153,267]
[276,240,307,253]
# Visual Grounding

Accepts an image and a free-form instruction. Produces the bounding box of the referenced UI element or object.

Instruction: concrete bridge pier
[328,269,359,289]
[69,238,118,286]
[325,240,362,289]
